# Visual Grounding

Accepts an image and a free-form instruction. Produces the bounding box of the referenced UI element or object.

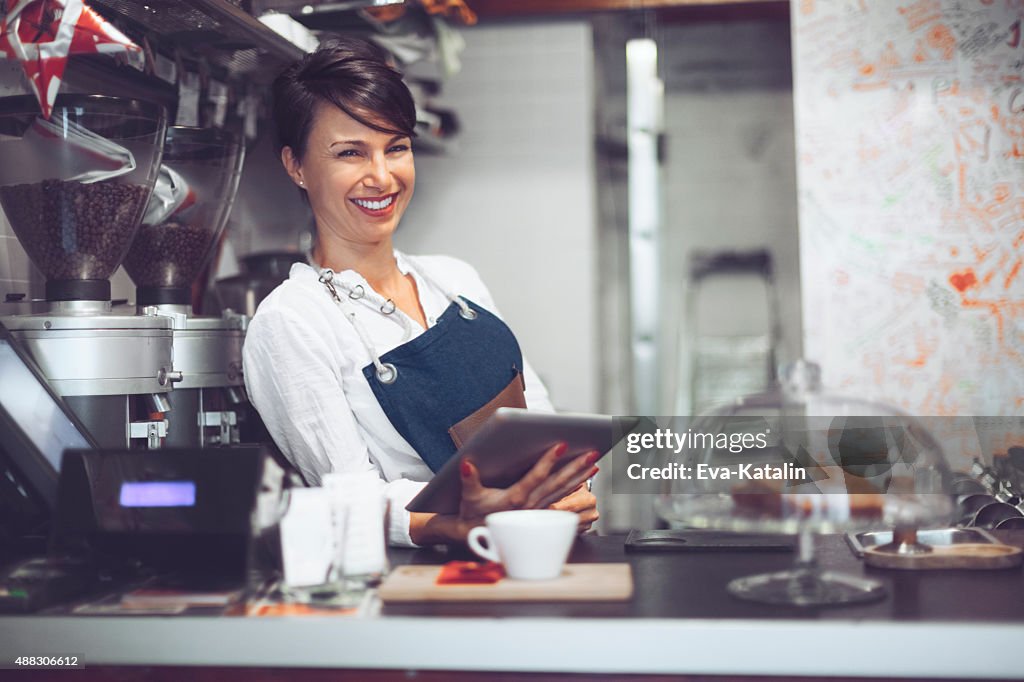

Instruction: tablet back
[406,408,635,514]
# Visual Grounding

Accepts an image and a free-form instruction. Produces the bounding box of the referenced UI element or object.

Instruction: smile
[351,194,397,212]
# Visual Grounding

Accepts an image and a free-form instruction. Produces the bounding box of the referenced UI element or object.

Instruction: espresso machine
[0,94,176,449]
[121,126,246,448]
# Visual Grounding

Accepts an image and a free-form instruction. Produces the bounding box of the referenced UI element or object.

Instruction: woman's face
[282,103,415,250]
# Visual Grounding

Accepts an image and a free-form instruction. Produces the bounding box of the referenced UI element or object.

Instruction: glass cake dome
[653,360,955,606]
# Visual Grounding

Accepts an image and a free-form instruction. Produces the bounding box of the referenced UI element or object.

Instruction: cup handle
[466,526,500,563]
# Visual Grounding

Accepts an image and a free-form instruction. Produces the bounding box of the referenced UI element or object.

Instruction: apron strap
[401,255,478,321]
[317,261,477,384]
[318,269,401,383]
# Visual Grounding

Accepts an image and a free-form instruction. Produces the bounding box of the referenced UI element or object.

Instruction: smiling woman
[282,103,416,269]
[242,38,600,548]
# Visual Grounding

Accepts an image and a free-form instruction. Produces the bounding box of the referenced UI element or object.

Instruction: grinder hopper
[123,126,245,308]
[0,95,166,301]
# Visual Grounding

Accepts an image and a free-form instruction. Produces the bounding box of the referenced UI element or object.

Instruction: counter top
[2,533,1023,678]
[386,532,1024,622]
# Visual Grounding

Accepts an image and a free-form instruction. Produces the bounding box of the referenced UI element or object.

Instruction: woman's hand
[456,442,600,537]
[548,484,599,533]
[544,481,598,532]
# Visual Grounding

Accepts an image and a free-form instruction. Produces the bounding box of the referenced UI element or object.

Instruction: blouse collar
[296,249,414,290]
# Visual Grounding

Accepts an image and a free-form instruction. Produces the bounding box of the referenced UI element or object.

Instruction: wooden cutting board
[378,563,633,602]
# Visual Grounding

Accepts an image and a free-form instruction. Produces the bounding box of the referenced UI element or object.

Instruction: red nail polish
[460,460,472,477]
[589,466,600,477]
[584,450,600,466]
[555,442,568,457]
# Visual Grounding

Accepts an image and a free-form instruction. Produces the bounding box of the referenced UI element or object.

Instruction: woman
[243,39,599,547]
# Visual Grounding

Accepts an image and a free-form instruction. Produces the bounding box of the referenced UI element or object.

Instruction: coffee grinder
[121,126,246,448]
[0,94,175,449]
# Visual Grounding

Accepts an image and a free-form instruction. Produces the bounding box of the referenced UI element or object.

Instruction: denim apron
[319,265,527,473]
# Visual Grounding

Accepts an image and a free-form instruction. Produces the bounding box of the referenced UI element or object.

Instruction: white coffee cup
[466,509,577,580]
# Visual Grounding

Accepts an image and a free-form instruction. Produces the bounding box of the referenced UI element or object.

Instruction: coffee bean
[122,220,217,288]
[0,179,151,280]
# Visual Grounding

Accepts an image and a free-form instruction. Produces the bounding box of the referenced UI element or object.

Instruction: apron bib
[319,267,527,473]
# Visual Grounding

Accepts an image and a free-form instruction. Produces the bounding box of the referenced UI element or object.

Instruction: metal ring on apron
[348,284,365,300]
[376,362,399,384]
[380,299,396,315]
[459,307,478,320]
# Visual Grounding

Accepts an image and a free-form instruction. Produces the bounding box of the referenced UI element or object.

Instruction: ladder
[679,249,780,415]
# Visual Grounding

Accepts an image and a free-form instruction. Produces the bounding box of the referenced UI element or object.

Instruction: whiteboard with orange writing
[793,0,1024,426]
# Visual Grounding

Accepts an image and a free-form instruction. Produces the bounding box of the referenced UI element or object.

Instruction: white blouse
[242,251,554,547]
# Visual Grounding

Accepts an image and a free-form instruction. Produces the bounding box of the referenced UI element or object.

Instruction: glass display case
[654,361,955,606]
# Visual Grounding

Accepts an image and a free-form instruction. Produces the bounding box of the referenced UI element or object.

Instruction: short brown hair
[272,38,417,161]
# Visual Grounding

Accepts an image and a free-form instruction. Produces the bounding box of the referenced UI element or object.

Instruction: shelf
[89,0,306,85]
[79,0,458,154]
[252,0,403,13]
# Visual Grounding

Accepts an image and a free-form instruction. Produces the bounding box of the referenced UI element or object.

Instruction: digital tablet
[406,408,638,514]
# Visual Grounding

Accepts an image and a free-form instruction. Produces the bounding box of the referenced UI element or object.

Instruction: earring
[299,180,304,186]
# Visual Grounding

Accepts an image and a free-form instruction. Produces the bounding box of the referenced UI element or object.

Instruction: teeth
[354,195,394,210]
